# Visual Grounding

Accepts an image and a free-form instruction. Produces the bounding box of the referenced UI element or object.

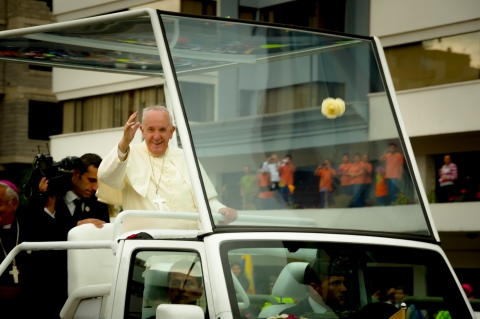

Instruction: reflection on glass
[385,31,480,91]
[0,16,163,74]
[125,251,206,319]
[161,14,430,236]
[222,241,470,319]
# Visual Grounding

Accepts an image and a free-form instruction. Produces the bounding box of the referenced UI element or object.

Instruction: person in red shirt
[278,155,296,207]
[362,154,373,206]
[348,153,366,207]
[314,159,336,208]
[380,143,404,204]
[338,154,352,197]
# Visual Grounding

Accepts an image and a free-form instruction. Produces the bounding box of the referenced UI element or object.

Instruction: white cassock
[96,141,225,230]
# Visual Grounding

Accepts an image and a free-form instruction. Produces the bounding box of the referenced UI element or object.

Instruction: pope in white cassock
[96,106,237,230]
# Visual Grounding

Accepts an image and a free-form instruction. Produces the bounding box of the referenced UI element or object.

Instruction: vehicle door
[112,239,215,319]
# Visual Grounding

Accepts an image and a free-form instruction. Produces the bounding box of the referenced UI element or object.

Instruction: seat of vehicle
[257,262,309,318]
[67,223,116,295]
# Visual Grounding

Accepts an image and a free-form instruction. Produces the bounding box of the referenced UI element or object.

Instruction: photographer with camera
[27,153,109,237]
[24,153,110,318]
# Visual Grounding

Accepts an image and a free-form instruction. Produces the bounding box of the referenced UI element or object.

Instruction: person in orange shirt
[278,155,296,207]
[314,159,336,208]
[338,154,352,196]
[362,154,373,206]
[380,143,404,204]
[348,153,366,207]
[256,167,276,210]
[375,166,388,205]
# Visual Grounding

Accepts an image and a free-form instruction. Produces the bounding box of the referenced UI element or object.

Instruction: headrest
[272,262,309,299]
[307,259,348,283]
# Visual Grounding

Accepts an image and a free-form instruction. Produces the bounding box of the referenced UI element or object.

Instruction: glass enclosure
[0,10,434,238]
[221,240,470,319]
[0,15,162,76]
[162,14,430,237]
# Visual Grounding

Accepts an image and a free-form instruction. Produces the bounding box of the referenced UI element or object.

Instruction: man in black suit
[31,152,110,238]
[24,153,110,318]
[279,259,347,318]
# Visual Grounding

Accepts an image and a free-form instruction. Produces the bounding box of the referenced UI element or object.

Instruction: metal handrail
[113,210,320,238]
[0,241,112,278]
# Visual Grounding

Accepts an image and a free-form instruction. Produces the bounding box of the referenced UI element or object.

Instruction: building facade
[1,0,479,290]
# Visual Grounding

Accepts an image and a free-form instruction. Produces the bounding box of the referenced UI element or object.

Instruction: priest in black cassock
[25,153,110,318]
[0,180,30,319]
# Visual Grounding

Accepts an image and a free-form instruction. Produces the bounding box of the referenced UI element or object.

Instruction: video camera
[24,153,83,199]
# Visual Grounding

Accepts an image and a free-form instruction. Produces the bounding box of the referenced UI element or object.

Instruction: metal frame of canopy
[0,8,438,242]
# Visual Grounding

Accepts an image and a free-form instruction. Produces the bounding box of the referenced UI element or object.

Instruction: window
[433,151,480,203]
[181,0,216,16]
[221,241,471,319]
[125,250,207,319]
[28,65,52,72]
[385,31,480,91]
[28,100,63,140]
[62,86,164,133]
[239,0,346,32]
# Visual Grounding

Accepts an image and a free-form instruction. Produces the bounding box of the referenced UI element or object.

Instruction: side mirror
[156,304,204,319]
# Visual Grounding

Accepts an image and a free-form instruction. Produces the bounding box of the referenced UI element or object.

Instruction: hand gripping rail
[113,210,320,238]
[0,241,112,278]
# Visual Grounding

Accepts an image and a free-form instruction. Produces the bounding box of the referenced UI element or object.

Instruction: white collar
[2,224,11,230]
[65,190,80,204]
[308,296,331,313]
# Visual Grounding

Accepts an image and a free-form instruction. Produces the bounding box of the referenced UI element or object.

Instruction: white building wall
[370,0,480,38]
[53,0,178,21]
[396,80,480,137]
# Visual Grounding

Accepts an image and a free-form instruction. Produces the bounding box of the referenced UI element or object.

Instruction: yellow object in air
[389,308,405,319]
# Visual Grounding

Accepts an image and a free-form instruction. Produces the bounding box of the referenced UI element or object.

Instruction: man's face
[394,289,408,303]
[0,187,18,226]
[72,165,99,199]
[231,264,241,277]
[444,155,451,165]
[141,110,175,156]
[243,166,250,175]
[167,271,203,305]
[342,155,349,163]
[389,145,397,153]
[321,276,347,308]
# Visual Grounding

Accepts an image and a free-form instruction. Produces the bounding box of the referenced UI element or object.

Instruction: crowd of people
[0,154,110,318]
[240,143,406,209]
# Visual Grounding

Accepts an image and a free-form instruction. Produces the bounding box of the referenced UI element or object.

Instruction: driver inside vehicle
[166,260,204,305]
[145,260,206,319]
[279,259,348,318]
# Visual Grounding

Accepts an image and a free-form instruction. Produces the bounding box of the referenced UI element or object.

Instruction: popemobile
[0,8,479,319]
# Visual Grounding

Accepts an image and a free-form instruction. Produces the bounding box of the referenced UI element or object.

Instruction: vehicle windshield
[220,240,470,319]
[161,14,431,237]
